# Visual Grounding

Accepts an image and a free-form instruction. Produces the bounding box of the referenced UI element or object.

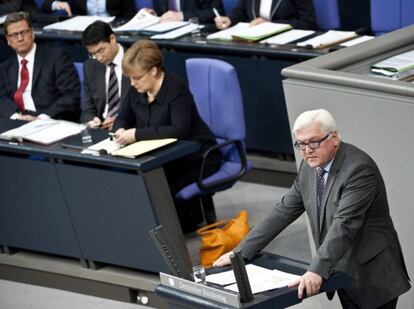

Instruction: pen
[212,7,220,18]
[108,132,118,140]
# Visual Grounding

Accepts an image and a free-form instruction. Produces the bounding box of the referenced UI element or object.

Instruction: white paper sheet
[113,9,159,32]
[151,23,199,39]
[143,21,188,33]
[261,29,315,45]
[340,35,374,47]
[297,30,357,48]
[206,264,300,294]
[206,22,249,41]
[43,16,115,32]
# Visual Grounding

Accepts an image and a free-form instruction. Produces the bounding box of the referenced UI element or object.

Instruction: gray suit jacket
[80,58,130,123]
[237,142,410,308]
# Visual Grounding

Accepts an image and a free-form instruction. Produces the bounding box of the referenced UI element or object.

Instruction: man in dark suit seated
[0,0,41,16]
[41,0,135,20]
[0,11,80,121]
[215,0,316,30]
[214,109,411,309]
[143,0,223,24]
[80,21,129,130]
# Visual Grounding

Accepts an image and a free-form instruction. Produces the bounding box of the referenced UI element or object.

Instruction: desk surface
[155,253,348,309]
[0,119,200,172]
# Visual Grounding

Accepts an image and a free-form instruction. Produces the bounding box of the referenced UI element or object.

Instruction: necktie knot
[21,59,28,66]
[109,62,115,69]
[317,167,326,179]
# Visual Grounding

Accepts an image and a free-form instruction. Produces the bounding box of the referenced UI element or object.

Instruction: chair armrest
[197,139,247,191]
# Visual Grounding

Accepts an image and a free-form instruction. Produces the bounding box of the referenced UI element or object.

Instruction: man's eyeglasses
[294,132,332,151]
[7,29,31,40]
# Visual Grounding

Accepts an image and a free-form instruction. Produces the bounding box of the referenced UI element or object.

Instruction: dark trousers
[337,289,398,309]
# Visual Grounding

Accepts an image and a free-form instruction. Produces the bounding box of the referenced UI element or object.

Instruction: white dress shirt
[259,0,273,20]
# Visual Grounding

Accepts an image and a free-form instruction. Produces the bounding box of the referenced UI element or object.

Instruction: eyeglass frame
[294,132,332,151]
[7,28,32,40]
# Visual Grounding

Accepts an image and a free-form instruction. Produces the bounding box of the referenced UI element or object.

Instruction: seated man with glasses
[214,109,410,309]
[0,11,80,121]
[80,21,129,130]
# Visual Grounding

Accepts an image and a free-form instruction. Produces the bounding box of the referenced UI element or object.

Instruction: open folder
[86,137,177,158]
[0,119,83,145]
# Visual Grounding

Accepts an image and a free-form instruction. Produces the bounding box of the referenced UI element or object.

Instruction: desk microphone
[61,143,107,155]
[230,250,254,303]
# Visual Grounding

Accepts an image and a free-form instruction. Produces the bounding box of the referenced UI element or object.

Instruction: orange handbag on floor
[196,210,250,267]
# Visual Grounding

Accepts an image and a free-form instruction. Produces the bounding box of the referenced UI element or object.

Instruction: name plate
[160,272,241,308]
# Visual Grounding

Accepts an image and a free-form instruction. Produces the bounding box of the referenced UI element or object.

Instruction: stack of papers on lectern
[43,16,115,32]
[371,50,414,80]
[206,264,300,294]
[0,119,83,145]
[297,30,358,49]
[207,22,291,42]
[86,137,177,158]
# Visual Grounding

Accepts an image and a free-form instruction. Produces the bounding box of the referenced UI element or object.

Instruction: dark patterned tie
[107,63,120,118]
[13,59,29,113]
[316,167,326,212]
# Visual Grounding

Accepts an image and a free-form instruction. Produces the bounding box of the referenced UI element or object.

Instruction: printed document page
[43,16,115,32]
[1,119,82,145]
[261,29,314,44]
[206,264,300,294]
[86,137,121,154]
[113,9,159,32]
[111,138,177,158]
[143,21,188,33]
[371,50,414,73]
[340,35,374,47]
[231,22,292,42]
[151,23,199,39]
[206,22,249,41]
[297,30,357,48]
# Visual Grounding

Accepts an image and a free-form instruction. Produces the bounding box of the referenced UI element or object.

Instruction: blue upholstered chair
[175,58,251,223]
[371,0,414,35]
[134,0,153,10]
[74,62,84,107]
[312,0,340,30]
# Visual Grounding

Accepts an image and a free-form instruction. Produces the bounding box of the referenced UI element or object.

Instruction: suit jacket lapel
[9,57,19,91]
[120,75,129,101]
[319,143,345,233]
[32,47,44,90]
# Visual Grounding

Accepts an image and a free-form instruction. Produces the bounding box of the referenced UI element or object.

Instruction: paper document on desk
[143,21,189,33]
[0,119,82,145]
[206,264,300,294]
[371,50,414,74]
[232,22,292,42]
[113,9,159,32]
[340,35,374,47]
[297,30,357,49]
[43,16,115,32]
[151,23,199,39]
[206,22,249,41]
[261,29,314,44]
[86,137,122,154]
[111,138,177,158]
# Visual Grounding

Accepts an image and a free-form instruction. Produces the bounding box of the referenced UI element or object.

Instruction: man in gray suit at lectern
[214,109,410,309]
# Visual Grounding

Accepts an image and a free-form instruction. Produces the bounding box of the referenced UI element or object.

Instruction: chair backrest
[135,0,153,10]
[312,0,340,30]
[74,62,84,106]
[34,0,44,8]
[185,58,246,163]
[222,0,238,15]
[371,0,414,35]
